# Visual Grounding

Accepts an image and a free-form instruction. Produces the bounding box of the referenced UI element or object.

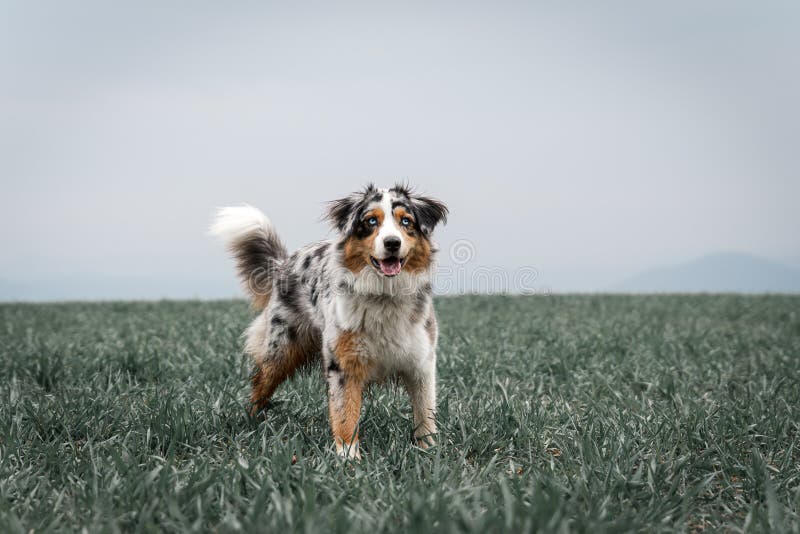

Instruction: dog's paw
[415,435,436,450]
[335,440,361,460]
[247,404,268,420]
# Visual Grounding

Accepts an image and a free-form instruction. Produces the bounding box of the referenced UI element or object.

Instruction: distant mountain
[615,252,800,293]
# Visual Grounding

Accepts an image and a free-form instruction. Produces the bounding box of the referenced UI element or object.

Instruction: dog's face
[327,184,448,277]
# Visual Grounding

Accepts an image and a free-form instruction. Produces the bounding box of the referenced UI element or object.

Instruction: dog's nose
[383,236,401,253]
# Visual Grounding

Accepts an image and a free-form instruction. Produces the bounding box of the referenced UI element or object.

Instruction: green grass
[1,296,798,533]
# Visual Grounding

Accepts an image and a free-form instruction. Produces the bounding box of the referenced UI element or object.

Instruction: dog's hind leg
[249,345,309,416]
[247,313,313,416]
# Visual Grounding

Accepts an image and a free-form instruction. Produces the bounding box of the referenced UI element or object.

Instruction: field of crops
[1,295,798,532]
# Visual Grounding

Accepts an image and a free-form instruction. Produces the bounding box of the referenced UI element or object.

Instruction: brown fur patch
[342,235,374,273]
[330,383,363,449]
[402,235,432,273]
[342,208,383,273]
[329,331,371,447]
[249,342,311,415]
[393,207,413,226]
[334,331,370,380]
[251,289,271,312]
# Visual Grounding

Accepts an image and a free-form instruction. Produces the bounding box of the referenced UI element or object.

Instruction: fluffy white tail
[210,205,287,310]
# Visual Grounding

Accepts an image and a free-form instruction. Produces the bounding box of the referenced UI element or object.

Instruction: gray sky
[2,1,799,298]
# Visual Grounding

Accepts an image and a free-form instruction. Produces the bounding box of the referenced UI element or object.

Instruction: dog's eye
[400,217,411,227]
[367,217,378,226]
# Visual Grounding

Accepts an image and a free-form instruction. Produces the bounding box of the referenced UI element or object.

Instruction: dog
[211,184,448,458]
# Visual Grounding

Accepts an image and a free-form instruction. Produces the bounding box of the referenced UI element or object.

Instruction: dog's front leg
[402,357,437,449]
[326,331,370,459]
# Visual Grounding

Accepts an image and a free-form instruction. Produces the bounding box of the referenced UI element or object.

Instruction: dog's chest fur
[334,291,433,377]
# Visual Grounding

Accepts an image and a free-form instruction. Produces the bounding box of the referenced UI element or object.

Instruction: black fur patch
[353,219,376,240]
[303,255,312,269]
[389,183,448,234]
[389,183,412,198]
[327,358,340,373]
[412,197,448,234]
[391,200,410,211]
[277,271,303,315]
[233,232,288,294]
[325,183,377,233]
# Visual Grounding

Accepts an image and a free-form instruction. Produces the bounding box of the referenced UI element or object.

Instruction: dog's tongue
[379,258,402,276]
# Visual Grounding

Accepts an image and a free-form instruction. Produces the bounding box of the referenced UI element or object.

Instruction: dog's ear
[325,195,357,233]
[410,194,448,235]
[324,184,376,234]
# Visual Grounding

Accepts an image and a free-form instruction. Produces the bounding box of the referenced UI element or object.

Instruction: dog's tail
[210,205,288,310]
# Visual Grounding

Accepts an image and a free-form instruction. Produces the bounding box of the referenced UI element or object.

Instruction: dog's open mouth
[370,256,404,277]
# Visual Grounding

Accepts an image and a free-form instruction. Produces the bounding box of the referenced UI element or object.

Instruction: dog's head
[326,184,448,277]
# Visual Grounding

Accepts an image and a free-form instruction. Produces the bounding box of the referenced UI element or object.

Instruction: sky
[1,1,799,299]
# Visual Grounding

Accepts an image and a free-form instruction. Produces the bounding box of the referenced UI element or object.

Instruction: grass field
[0,295,798,532]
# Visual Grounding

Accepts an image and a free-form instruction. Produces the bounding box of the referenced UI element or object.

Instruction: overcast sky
[1,1,798,298]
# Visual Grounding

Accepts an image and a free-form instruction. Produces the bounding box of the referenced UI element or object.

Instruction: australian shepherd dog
[211,184,448,458]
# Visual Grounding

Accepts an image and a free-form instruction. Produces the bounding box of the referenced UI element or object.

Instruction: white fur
[374,192,411,259]
[209,205,274,245]
[341,265,432,298]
